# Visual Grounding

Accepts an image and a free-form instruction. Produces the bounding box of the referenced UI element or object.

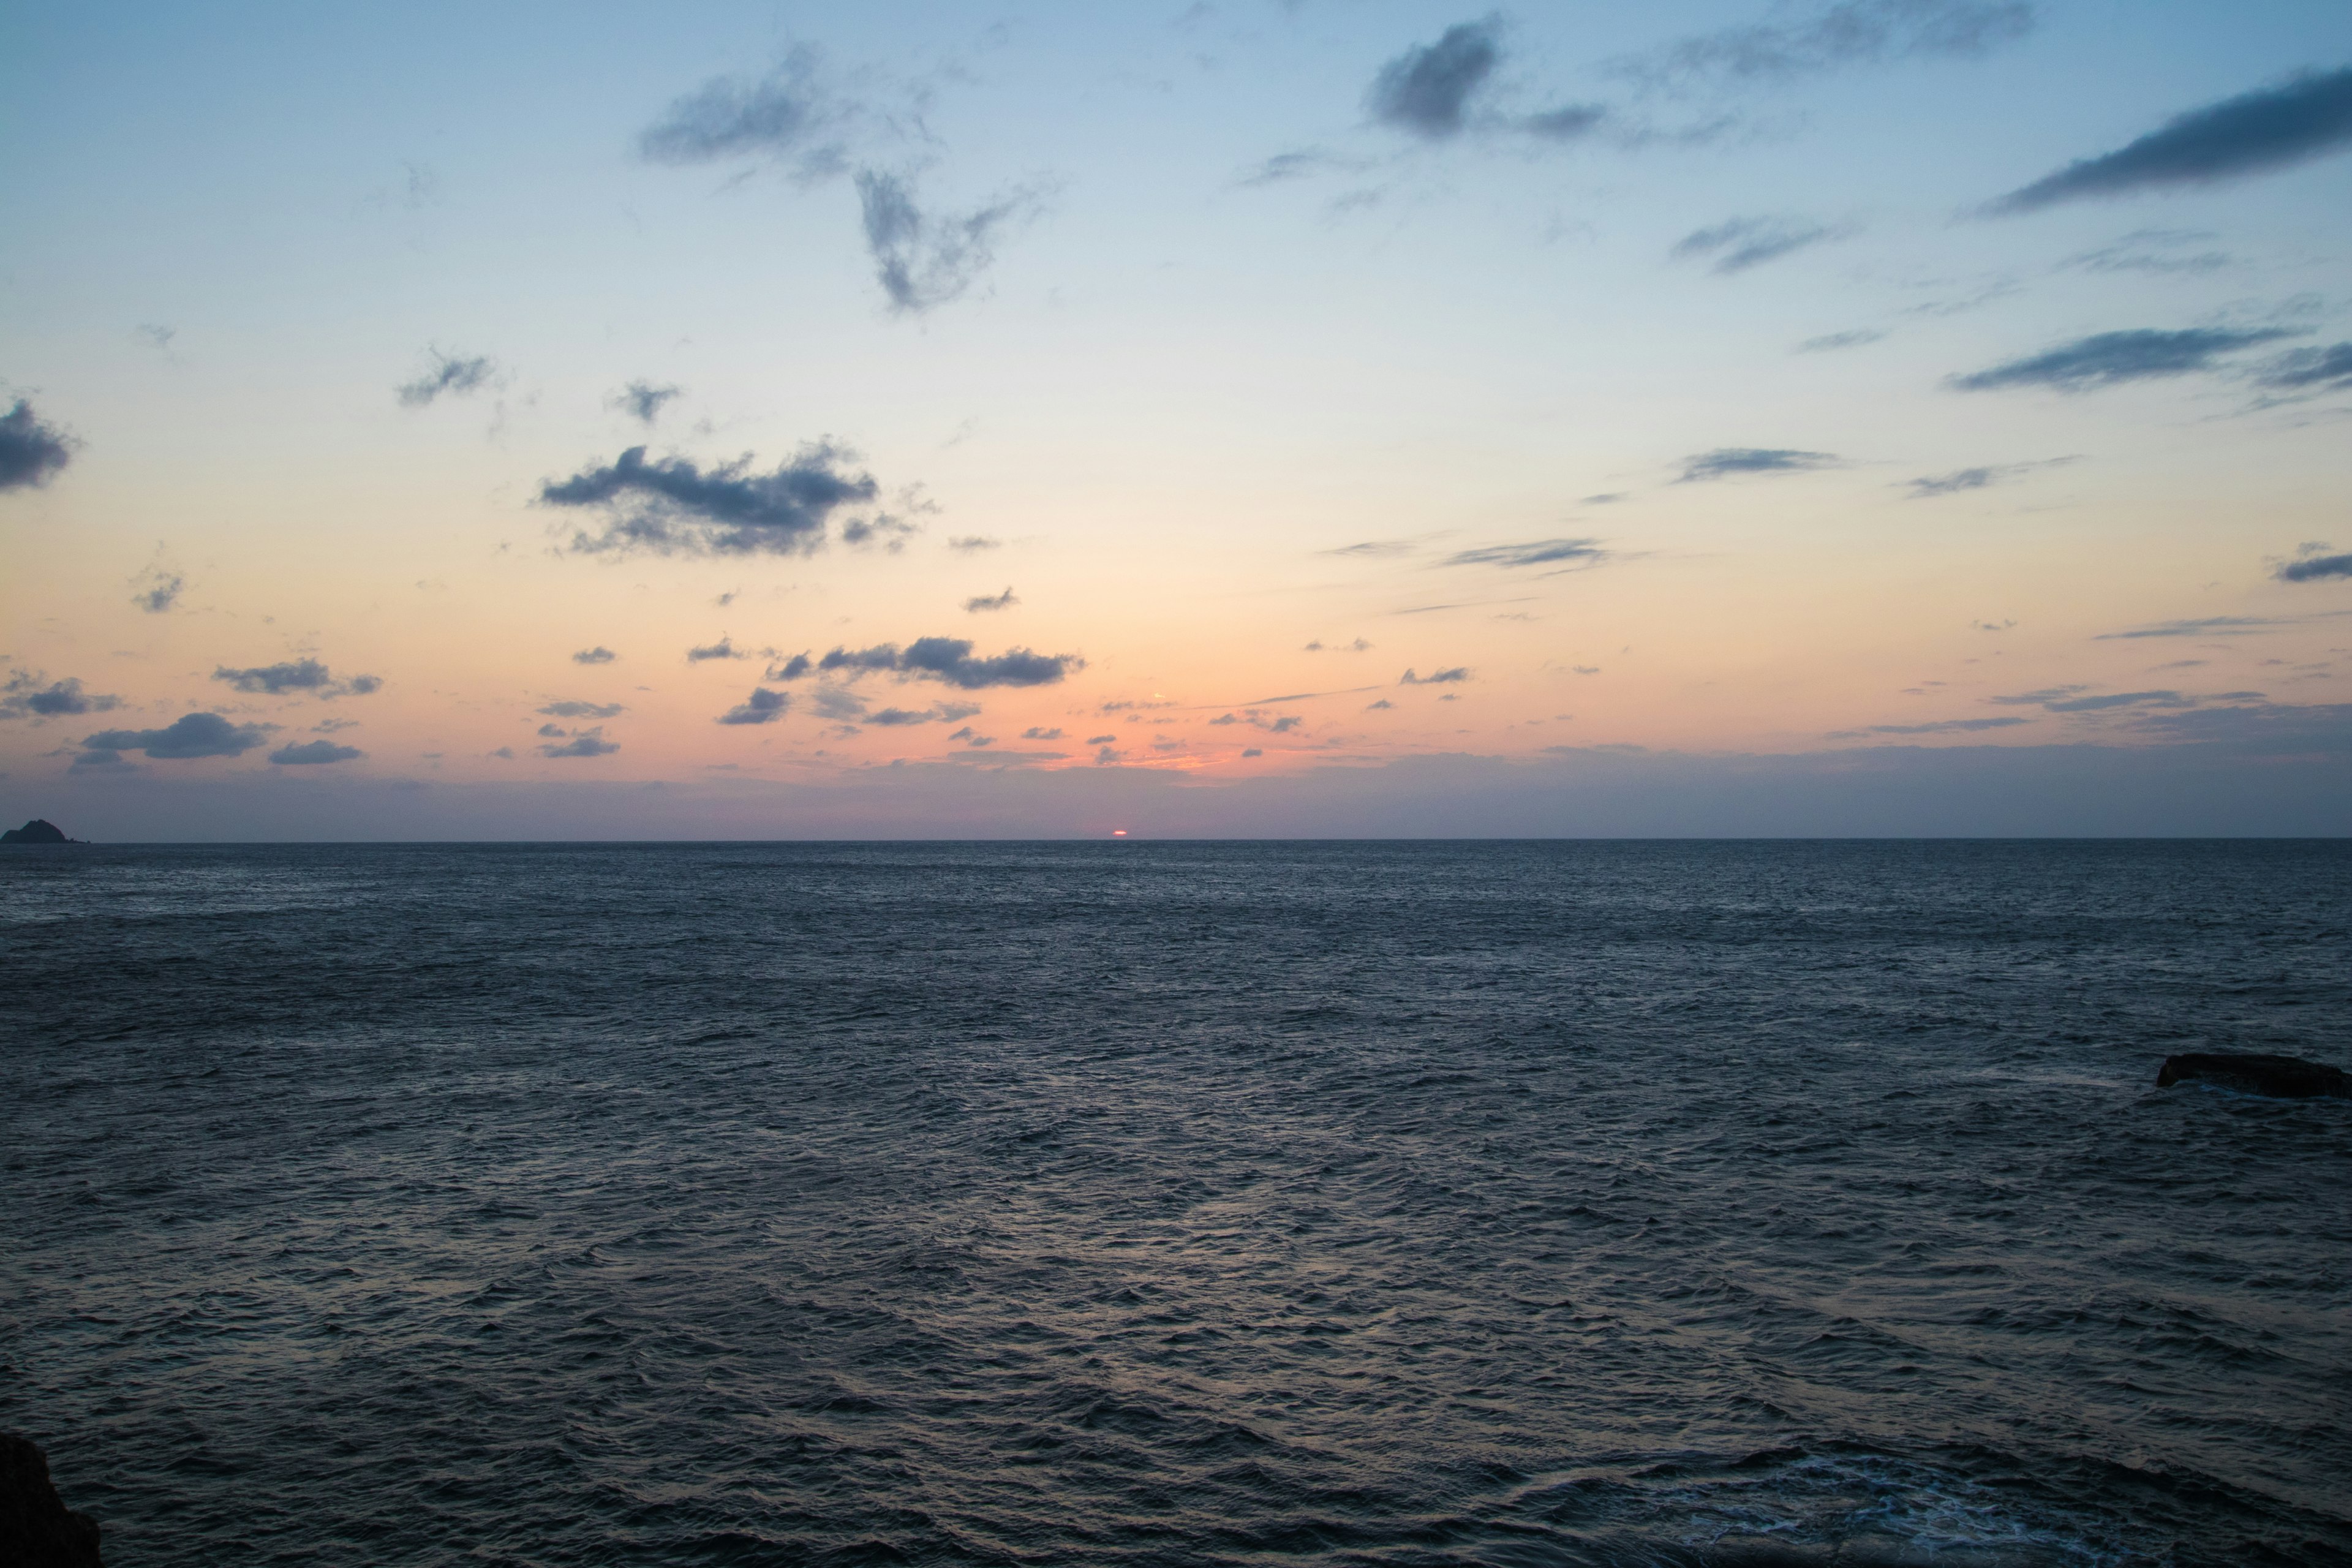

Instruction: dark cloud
[687,638,745,663]
[800,636,1081,690]
[1087,734,1116,744]
[213,660,382,698]
[1368,20,1502,138]
[540,728,619,758]
[2254,341,2352,394]
[718,687,790,726]
[82,712,271,761]
[130,564,184,613]
[1798,328,1887,353]
[538,723,567,737]
[1,672,123,720]
[856,170,1044,314]
[867,707,935,726]
[1676,447,1839,481]
[612,380,682,425]
[573,646,619,665]
[766,653,813,680]
[1673,216,1839,273]
[963,586,1018,612]
[1989,67,2352,215]
[1242,747,1264,757]
[539,700,625,718]
[1829,717,2032,737]
[639,53,835,167]
[1401,667,1471,684]
[1022,726,1064,741]
[2277,551,2352,584]
[395,350,496,408]
[946,725,994,747]
[1946,327,2297,393]
[0,398,75,491]
[544,443,883,556]
[1442,539,1607,569]
[2043,690,2185,713]
[948,535,1000,552]
[2094,616,2282,639]
[270,740,363,765]
[1624,0,2034,88]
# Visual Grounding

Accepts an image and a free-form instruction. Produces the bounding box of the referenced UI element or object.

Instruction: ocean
[3,840,2348,1567]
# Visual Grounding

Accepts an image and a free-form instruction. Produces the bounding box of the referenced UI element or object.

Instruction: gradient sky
[6,0,2351,837]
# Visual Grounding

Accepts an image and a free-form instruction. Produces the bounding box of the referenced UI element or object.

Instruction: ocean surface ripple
[3,841,2348,1567]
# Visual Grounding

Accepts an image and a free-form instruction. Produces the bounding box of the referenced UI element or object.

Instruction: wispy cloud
[1,671,123,720]
[686,637,746,663]
[571,646,618,665]
[1989,67,2352,214]
[1798,328,1887,353]
[639,48,845,174]
[1619,0,2034,89]
[1441,539,1608,570]
[1400,666,1471,684]
[611,380,682,425]
[771,637,1081,690]
[1673,215,1841,273]
[213,660,382,698]
[0,398,75,490]
[1828,715,2030,736]
[2253,341,2352,395]
[2093,616,2284,639]
[130,559,184,613]
[856,170,1049,315]
[1947,327,2296,393]
[1676,447,1839,481]
[1902,457,2075,497]
[543,444,884,555]
[395,349,497,408]
[270,740,362,765]
[538,700,625,719]
[963,586,1018,612]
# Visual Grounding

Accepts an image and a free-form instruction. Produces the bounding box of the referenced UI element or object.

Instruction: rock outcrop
[0,1433,103,1566]
[2157,1053,2350,1100]
[1,820,75,845]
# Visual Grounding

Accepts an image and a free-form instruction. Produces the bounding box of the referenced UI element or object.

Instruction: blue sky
[4,0,2350,836]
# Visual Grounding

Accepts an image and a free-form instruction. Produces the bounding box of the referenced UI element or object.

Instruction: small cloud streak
[1621,0,2034,87]
[270,740,363,765]
[1673,216,1839,273]
[213,660,382,698]
[1947,327,2296,393]
[573,646,618,665]
[771,637,1081,690]
[396,350,497,407]
[1676,447,1838,482]
[1442,538,1607,570]
[543,444,884,556]
[963,586,1018,612]
[1989,67,2352,214]
[718,687,790,725]
[1400,666,1471,684]
[2276,548,2352,584]
[539,700,625,718]
[540,728,620,758]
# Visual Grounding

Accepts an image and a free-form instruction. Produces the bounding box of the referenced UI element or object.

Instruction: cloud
[1523,105,1608,141]
[540,728,619,758]
[1,672,123,720]
[1368,20,1502,138]
[395,350,497,407]
[639,51,840,169]
[130,562,184,612]
[270,740,363,765]
[1324,539,1417,557]
[766,654,813,681]
[948,535,1000,552]
[2061,229,2233,275]
[573,646,619,665]
[797,636,1082,690]
[1623,0,2034,88]
[1442,538,1607,569]
[0,398,75,491]
[82,712,271,762]
[1830,716,2032,737]
[2042,689,2185,713]
[1087,734,1116,744]
[2093,616,2283,639]
[2277,549,2352,584]
[539,700,625,718]
[718,687,790,725]
[2254,341,2352,394]
[1400,667,1471,684]
[1676,447,1839,481]
[213,659,382,698]
[612,380,682,425]
[963,586,1018,612]
[946,725,994,747]
[1946,327,2297,393]
[855,170,1044,315]
[1798,328,1887,353]
[866,707,935,726]
[542,443,883,555]
[1242,747,1264,758]
[686,638,746,663]
[1988,67,2352,214]
[1022,726,1064,741]
[1902,458,2073,497]
[1673,216,1839,273]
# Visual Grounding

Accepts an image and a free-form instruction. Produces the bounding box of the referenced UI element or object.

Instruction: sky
[4,0,2351,838]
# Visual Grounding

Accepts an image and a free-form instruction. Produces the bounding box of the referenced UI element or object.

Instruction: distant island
[1,820,80,845]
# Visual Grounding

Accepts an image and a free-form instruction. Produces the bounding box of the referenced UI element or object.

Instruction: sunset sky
[6,0,2350,837]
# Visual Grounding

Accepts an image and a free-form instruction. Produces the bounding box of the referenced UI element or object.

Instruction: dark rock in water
[1,819,76,845]
[2157,1052,2350,1099]
[0,1433,104,1566]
